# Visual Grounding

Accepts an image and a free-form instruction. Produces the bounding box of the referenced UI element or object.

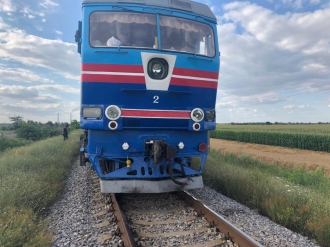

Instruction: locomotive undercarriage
[99,139,202,177]
[97,155,204,193]
[98,156,201,178]
[94,139,205,193]
[85,129,209,193]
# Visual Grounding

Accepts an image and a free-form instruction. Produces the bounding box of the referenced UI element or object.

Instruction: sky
[0,0,329,124]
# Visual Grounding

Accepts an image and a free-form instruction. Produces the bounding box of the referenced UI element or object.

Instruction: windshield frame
[88,11,216,58]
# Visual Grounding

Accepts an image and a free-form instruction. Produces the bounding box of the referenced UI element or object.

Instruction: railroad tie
[125,206,185,215]
[132,215,197,225]
[137,226,209,238]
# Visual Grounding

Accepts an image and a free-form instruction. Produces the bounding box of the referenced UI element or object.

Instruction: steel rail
[111,194,137,247]
[177,191,264,247]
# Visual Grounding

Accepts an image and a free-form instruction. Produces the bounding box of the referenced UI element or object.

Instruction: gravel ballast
[48,159,320,247]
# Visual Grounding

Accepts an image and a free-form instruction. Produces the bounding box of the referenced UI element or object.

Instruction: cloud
[0,28,80,80]
[310,0,321,4]
[281,0,304,9]
[0,98,80,123]
[0,0,59,22]
[217,2,330,99]
[23,94,61,104]
[284,105,295,109]
[0,84,79,102]
[284,104,310,109]
[0,17,10,29]
[0,102,61,119]
[216,91,288,110]
[277,0,322,9]
[35,84,80,95]
[0,67,54,83]
[39,0,59,9]
[222,2,330,53]
[18,6,45,20]
[0,0,16,12]
[0,83,80,122]
[0,84,39,99]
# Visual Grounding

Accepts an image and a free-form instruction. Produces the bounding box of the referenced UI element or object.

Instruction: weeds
[0,131,80,247]
[0,136,30,153]
[0,207,52,247]
[204,150,330,246]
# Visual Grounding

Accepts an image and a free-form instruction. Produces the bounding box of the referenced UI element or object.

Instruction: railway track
[90,174,263,247]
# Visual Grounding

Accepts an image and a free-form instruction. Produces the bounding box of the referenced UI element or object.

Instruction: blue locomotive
[75,0,219,193]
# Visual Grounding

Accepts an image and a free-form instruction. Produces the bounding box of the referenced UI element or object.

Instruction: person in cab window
[131,23,150,48]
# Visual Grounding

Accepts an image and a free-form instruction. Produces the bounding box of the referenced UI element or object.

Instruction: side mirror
[74,30,81,43]
[75,21,82,54]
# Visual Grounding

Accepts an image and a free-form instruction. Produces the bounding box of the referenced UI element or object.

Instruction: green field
[216,123,330,136]
[212,124,330,152]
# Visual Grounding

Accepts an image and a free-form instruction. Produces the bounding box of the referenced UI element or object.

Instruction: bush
[15,122,62,141]
[0,136,29,153]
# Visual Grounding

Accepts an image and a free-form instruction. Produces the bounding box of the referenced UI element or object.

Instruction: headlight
[105,105,121,120]
[82,107,102,119]
[147,58,169,80]
[191,108,204,122]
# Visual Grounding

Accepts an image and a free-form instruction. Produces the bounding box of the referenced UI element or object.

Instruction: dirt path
[210,139,330,176]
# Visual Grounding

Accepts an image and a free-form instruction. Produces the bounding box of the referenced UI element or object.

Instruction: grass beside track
[0,131,80,247]
[204,150,330,247]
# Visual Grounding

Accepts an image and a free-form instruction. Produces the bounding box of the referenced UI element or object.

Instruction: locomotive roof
[82,0,216,20]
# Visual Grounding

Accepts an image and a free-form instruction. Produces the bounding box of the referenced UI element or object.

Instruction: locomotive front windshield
[89,11,215,57]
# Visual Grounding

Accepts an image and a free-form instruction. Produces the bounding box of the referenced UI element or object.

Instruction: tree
[46,121,54,127]
[70,120,80,130]
[16,122,42,140]
[9,116,24,129]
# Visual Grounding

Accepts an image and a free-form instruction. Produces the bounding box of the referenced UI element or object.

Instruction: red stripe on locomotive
[170,78,218,89]
[121,109,191,118]
[173,68,219,80]
[82,63,144,73]
[82,74,145,84]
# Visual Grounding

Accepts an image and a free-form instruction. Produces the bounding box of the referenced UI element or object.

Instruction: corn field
[211,124,330,152]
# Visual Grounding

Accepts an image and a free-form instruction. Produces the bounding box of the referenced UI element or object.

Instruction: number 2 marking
[153,96,159,104]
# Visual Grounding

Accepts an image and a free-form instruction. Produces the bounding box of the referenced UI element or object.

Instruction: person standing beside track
[62,124,68,140]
